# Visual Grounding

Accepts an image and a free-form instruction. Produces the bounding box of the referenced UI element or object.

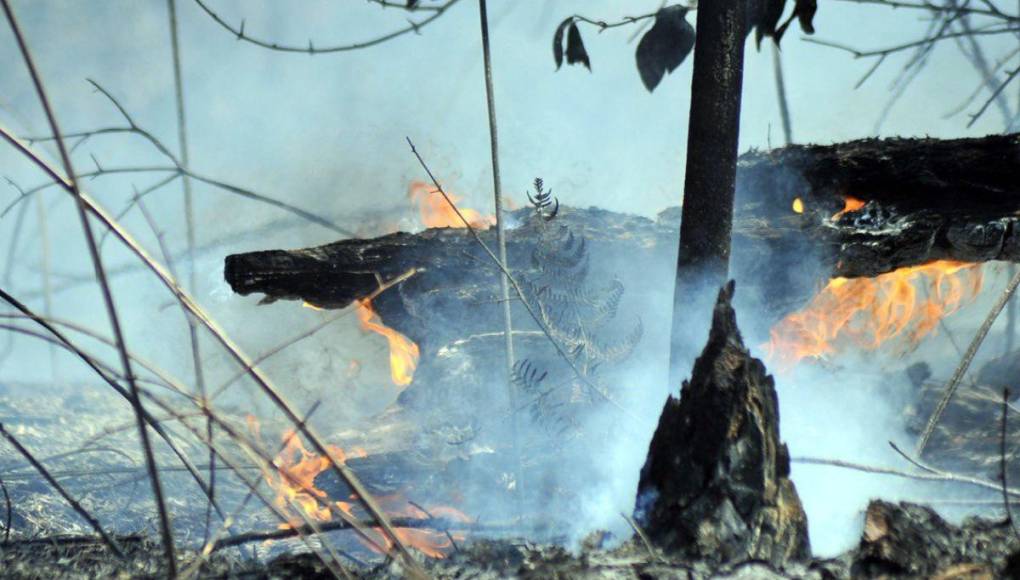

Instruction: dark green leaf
[748,0,787,47]
[566,22,591,70]
[775,0,818,42]
[553,17,572,70]
[635,6,695,92]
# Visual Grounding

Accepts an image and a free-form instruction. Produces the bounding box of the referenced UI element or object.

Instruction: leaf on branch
[566,23,591,70]
[748,0,788,47]
[554,18,591,71]
[775,0,818,42]
[635,6,695,93]
[553,17,571,70]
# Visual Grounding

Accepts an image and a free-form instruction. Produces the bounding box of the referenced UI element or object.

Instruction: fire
[409,180,495,229]
[262,428,361,525]
[831,195,866,220]
[767,260,983,369]
[256,422,469,559]
[355,299,419,388]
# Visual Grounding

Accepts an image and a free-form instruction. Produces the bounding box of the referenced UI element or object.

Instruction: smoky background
[0,0,1017,559]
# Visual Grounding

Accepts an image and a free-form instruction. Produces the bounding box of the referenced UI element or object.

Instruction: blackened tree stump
[634,281,810,566]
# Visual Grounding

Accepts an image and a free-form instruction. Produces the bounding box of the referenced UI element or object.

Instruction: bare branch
[916,267,1020,456]
[193,0,462,54]
[0,424,125,559]
[0,2,175,571]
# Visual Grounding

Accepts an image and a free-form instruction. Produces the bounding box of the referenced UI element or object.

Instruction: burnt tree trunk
[670,0,748,386]
[635,281,810,566]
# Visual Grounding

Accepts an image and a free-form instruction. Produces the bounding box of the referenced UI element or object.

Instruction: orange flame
[831,195,866,220]
[355,299,420,388]
[409,180,495,229]
[255,422,468,559]
[767,260,983,369]
[261,428,359,525]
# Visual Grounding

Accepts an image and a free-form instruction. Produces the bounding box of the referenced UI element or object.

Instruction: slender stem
[34,192,55,379]
[1008,265,1017,354]
[1002,388,1020,539]
[0,296,224,524]
[166,0,214,546]
[771,43,793,145]
[0,424,125,558]
[0,473,10,543]
[182,402,322,575]
[794,455,1020,496]
[193,0,462,54]
[0,124,423,576]
[917,267,1020,456]
[0,3,176,573]
[477,0,523,514]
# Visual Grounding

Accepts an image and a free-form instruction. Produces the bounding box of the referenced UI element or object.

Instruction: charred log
[633,281,810,567]
[225,134,1020,331]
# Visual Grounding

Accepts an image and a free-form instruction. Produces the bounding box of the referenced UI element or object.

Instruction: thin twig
[620,512,661,562]
[477,0,523,515]
[210,516,478,551]
[407,500,459,552]
[1001,388,1020,539]
[0,424,125,558]
[212,267,418,400]
[917,267,1020,456]
[771,43,793,145]
[0,473,10,543]
[182,401,322,577]
[18,79,355,237]
[193,0,462,54]
[0,3,176,572]
[143,400,351,580]
[0,125,425,577]
[0,295,225,524]
[795,454,1020,497]
[969,66,1020,126]
[165,0,216,547]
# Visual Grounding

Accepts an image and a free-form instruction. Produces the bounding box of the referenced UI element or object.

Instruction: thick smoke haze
[0,0,1017,558]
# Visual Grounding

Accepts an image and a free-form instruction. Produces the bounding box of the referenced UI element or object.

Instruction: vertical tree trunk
[669,0,748,387]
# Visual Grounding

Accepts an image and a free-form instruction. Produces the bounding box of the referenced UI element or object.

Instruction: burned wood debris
[634,281,811,567]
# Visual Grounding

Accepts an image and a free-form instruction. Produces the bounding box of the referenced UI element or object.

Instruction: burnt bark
[635,281,810,567]
[853,500,1019,578]
[669,0,748,386]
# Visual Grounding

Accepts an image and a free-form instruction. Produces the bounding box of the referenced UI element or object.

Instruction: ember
[831,195,866,220]
[768,260,983,368]
[408,180,495,230]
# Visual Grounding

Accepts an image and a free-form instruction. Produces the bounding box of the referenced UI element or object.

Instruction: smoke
[0,0,1016,557]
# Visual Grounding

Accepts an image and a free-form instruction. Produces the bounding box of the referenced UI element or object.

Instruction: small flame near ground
[769,195,983,369]
[249,416,469,558]
[409,180,495,229]
[355,299,420,388]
